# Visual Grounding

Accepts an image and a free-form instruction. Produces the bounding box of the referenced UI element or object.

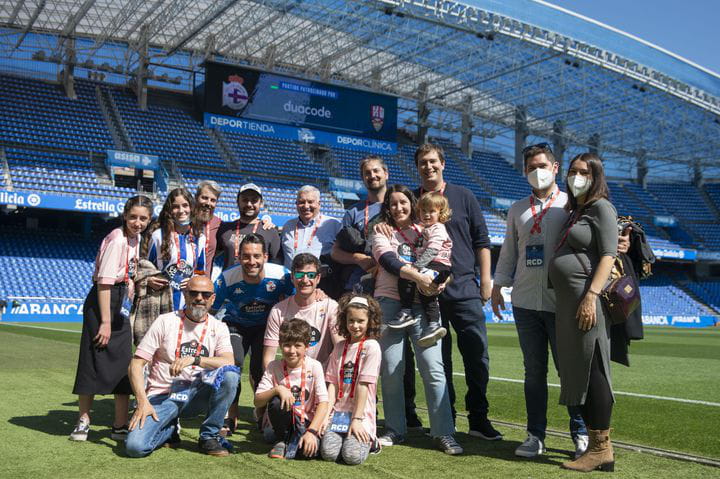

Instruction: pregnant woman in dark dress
[549,153,618,472]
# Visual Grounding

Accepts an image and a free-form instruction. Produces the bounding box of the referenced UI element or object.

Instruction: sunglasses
[187,290,214,299]
[293,271,319,280]
[522,142,553,155]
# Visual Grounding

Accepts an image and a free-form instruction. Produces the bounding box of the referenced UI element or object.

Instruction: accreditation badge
[164,259,194,290]
[525,244,544,268]
[119,293,132,320]
[329,411,352,434]
[169,379,193,404]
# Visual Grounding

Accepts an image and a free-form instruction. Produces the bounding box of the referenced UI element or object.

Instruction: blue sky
[545,0,720,75]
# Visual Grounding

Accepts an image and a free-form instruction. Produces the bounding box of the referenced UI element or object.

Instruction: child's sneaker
[69,418,90,441]
[418,322,447,348]
[386,309,419,329]
[268,441,286,459]
[110,424,129,441]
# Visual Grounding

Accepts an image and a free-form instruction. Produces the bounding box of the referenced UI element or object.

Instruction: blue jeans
[378,297,454,438]
[439,297,489,425]
[126,371,239,457]
[513,307,586,440]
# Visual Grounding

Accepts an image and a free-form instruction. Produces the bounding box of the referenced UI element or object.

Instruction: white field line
[452,371,720,407]
[2,323,718,407]
[0,322,81,334]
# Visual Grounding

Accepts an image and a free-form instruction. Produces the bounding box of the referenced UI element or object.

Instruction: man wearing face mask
[491,143,588,459]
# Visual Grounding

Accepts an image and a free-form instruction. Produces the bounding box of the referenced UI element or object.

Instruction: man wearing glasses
[212,234,295,435]
[126,275,238,457]
[263,253,342,369]
[491,143,588,459]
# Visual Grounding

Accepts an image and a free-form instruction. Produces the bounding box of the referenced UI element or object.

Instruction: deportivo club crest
[222,75,249,111]
[371,105,384,132]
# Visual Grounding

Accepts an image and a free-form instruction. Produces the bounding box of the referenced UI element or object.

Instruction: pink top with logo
[325,339,381,437]
[93,227,140,286]
[256,356,329,422]
[135,311,233,397]
[371,223,424,301]
[420,223,453,267]
[264,296,339,366]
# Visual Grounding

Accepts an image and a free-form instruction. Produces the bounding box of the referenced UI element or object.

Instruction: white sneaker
[69,418,90,441]
[574,434,589,459]
[514,433,545,458]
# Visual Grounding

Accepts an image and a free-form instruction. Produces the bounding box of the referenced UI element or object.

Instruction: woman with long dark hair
[144,188,207,310]
[70,195,153,441]
[549,153,618,472]
[370,184,461,455]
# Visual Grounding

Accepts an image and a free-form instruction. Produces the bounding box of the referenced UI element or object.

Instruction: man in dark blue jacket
[413,143,500,440]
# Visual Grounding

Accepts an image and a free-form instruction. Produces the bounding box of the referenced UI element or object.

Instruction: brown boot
[561,428,614,472]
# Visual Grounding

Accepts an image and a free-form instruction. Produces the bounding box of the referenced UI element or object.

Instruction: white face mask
[567,175,592,197]
[527,168,555,190]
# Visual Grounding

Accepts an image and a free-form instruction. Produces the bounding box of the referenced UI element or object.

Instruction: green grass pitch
[0,322,718,478]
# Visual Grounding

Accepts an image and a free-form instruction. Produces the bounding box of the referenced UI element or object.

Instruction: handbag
[572,251,640,325]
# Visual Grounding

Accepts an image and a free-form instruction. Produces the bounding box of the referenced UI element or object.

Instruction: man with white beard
[126,276,238,457]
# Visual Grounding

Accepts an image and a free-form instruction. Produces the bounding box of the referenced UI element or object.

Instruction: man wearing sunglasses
[126,276,237,457]
[491,143,588,459]
[263,253,342,370]
[212,233,295,435]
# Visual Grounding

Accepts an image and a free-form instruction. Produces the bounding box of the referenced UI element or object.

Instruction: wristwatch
[193,356,201,366]
[307,428,320,438]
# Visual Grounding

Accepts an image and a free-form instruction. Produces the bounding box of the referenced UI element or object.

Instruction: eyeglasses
[293,271,319,280]
[187,290,214,299]
[522,142,553,155]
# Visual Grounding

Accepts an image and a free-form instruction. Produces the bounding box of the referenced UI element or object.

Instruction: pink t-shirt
[421,223,453,267]
[256,356,329,422]
[371,223,424,300]
[325,339,381,438]
[264,296,339,366]
[135,311,233,397]
[93,227,140,286]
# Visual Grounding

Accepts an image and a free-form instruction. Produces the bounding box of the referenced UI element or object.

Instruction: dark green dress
[549,198,618,406]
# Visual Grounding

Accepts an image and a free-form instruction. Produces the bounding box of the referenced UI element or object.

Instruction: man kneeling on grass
[125,276,238,457]
[255,318,329,459]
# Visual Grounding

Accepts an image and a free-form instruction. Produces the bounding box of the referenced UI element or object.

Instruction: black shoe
[162,425,181,448]
[469,419,503,441]
[386,310,419,329]
[406,414,423,431]
[199,437,230,456]
[110,424,129,441]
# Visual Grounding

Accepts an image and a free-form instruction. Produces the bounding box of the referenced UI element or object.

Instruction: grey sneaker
[515,433,545,458]
[573,434,589,459]
[377,431,405,446]
[436,434,463,455]
[418,323,447,348]
[268,441,286,459]
[69,418,90,441]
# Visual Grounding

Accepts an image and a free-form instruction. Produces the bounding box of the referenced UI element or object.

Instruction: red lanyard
[364,200,370,237]
[396,224,422,252]
[204,223,209,265]
[124,241,139,284]
[173,230,196,266]
[174,311,209,366]
[529,188,559,235]
[420,182,446,197]
[234,220,260,260]
[282,359,306,424]
[293,216,320,253]
[338,338,366,399]
[555,210,581,252]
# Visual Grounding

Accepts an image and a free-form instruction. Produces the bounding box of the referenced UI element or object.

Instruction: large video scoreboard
[200,62,397,154]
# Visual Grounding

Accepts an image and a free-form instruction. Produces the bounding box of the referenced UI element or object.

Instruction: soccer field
[1,322,718,478]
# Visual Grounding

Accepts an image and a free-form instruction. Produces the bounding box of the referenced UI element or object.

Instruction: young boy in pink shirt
[255,318,329,459]
[320,293,382,465]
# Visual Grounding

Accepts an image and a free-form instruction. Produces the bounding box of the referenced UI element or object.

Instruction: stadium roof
[2,0,719,177]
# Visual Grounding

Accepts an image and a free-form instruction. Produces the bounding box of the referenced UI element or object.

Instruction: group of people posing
[70,142,620,472]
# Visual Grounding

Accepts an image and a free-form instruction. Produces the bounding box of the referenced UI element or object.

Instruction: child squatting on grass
[320,293,382,465]
[254,318,329,459]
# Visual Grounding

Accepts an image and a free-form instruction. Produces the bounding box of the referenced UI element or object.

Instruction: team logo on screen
[371,105,385,131]
[222,75,249,111]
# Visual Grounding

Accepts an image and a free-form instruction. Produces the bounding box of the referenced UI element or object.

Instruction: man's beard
[196,207,212,223]
[186,304,208,321]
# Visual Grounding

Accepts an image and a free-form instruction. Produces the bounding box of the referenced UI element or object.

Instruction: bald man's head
[183,275,215,322]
